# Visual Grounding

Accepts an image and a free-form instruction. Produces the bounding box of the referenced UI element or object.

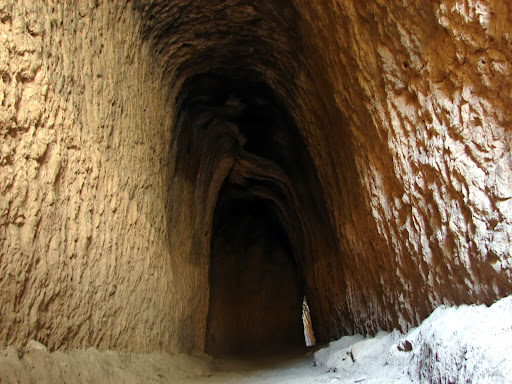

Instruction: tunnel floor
[176,350,340,384]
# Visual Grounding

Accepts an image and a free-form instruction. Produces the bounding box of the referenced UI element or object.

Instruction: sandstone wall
[0,1,183,352]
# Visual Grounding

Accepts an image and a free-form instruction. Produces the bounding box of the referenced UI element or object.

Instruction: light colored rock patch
[0,1,181,353]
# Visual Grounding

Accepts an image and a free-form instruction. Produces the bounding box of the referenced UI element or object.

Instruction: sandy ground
[186,296,512,384]
[2,297,511,383]
[179,350,345,384]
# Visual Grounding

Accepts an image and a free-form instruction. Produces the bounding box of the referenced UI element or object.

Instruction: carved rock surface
[0,0,511,355]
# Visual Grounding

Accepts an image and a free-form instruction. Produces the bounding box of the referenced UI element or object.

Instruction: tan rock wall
[0,1,181,352]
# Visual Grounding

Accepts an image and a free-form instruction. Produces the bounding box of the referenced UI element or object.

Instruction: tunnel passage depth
[206,185,304,355]
[170,71,336,354]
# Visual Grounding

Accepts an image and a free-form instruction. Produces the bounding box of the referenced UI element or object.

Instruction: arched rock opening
[170,72,337,352]
[207,186,304,355]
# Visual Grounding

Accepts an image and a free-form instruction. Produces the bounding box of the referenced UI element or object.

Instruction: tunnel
[207,186,304,355]
[2,3,512,381]
[170,72,334,354]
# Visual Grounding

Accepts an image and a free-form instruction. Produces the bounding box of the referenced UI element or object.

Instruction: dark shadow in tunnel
[136,1,345,351]
[206,184,305,356]
[171,70,338,353]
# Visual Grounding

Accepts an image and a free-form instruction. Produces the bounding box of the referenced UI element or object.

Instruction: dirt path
[0,344,343,384]
[179,351,347,384]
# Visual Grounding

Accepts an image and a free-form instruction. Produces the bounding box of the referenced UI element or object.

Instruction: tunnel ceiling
[173,72,332,261]
[134,0,302,95]
[134,0,345,350]
[2,0,512,355]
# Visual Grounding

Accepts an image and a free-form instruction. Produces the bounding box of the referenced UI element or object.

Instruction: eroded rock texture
[1,0,511,355]
[0,1,177,352]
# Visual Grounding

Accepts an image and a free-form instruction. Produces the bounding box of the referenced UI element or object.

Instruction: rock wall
[291,0,512,339]
[1,0,511,355]
[0,1,181,352]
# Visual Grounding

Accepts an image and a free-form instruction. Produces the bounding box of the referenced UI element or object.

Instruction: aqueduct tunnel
[1,0,512,360]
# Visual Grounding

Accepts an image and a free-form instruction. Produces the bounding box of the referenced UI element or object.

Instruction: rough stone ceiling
[147,0,342,346]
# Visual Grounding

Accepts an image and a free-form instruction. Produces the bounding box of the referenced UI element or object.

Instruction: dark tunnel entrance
[206,184,305,356]
[172,70,333,355]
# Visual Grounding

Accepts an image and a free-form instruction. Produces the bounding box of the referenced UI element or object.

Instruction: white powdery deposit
[314,295,512,384]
